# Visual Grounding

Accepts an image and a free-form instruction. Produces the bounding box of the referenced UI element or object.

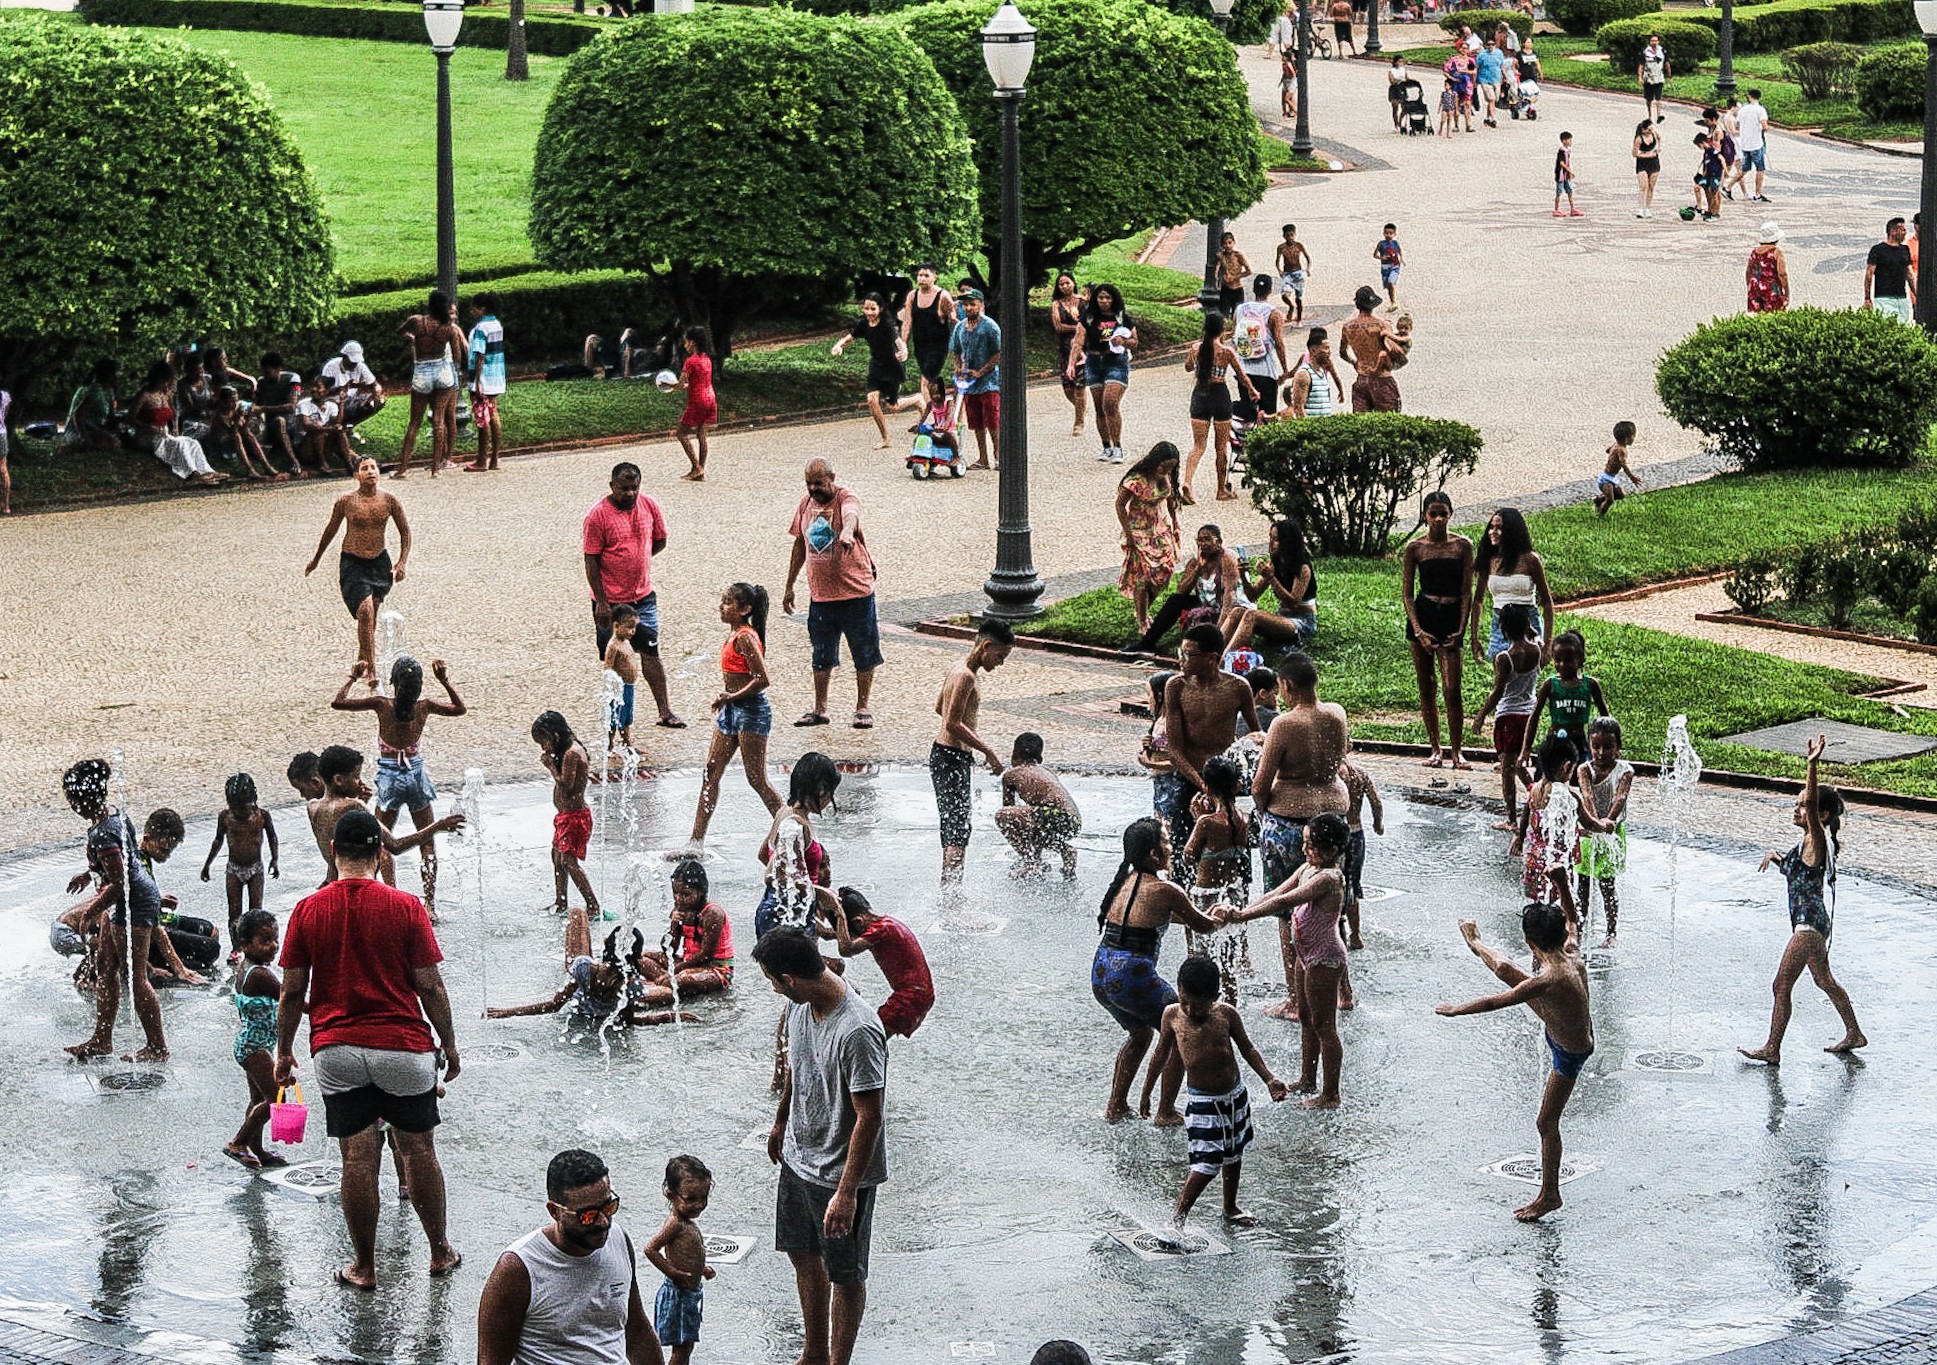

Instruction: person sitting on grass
[253,353,307,476]
[297,374,354,476]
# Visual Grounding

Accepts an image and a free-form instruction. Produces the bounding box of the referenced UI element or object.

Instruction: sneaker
[1096,449,1115,461]
[1722,187,1734,201]
[1635,209,1646,218]
[1752,193,1771,203]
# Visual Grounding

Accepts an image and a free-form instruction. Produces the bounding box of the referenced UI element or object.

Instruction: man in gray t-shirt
[758,927,888,1365]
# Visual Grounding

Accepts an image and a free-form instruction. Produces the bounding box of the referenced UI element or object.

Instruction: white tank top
[506,1225,635,1365]
[1232,301,1281,378]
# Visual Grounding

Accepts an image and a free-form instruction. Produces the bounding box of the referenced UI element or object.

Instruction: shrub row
[76,0,606,53]
[1596,15,1714,70]
[1855,40,1924,118]
[1725,501,1937,641]
[1546,0,1656,36]
[1675,0,1916,52]
[1439,9,1534,40]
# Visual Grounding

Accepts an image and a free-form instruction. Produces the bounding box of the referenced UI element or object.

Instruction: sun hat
[1759,221,1781,244]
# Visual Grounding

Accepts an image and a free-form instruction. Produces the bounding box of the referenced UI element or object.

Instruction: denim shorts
[716,692,772,737]
[1083,352,1131,388]
[374,754,437,813]
[593,591,660,659]
[1741,146,1767,172]
[807,594,884,674]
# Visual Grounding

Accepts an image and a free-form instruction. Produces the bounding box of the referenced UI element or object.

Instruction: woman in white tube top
[1469,505,1554,663]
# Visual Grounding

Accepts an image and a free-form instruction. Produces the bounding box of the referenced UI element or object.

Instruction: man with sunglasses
[477,1148,664,1365]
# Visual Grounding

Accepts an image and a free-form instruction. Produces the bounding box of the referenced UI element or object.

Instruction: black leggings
[1134,591,1205,650]
[151,916,221,972]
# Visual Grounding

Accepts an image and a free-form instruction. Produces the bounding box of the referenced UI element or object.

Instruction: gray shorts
[312,1043,441,1137]
[775,1163,877,1285]
[50,918,85,957]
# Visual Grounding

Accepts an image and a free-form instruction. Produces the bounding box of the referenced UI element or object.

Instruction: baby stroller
[1396,78,1430,135]
[907,377,967,480]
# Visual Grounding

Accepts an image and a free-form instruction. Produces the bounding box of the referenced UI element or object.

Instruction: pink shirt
[791,488,875,603]
[583,493,669,603]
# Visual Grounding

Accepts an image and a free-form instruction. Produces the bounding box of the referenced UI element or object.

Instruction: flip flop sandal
[655,717,688,729]
[794,712,831,727]
[223,1146,262,1171]
[334,1268,377,1293]
[853,711,874,729]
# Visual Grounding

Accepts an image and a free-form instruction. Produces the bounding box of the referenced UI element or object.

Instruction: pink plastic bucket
[269,1084,308,1145]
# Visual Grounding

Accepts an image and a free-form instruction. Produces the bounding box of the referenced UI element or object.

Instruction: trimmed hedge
[1596,16,1715,71]
[76,0,607,53]
[1546,0,1657,36]
[1676,0,1915,52]
[1243,413,1483,556]
[1146,0,1278,46]
[1439,8,1533,40]
[1781,40,1864,96]
[1855,40,1923,118]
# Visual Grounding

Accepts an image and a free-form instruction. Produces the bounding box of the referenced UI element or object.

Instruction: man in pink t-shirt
[782,458,881,729]
[581,461,683,728]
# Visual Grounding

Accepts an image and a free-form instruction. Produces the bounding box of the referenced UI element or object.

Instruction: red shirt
[682,353,715,407]
[791,488,875,603]
[858,916,933,1001]
[281,879,443,1053]
[583,493,669,603]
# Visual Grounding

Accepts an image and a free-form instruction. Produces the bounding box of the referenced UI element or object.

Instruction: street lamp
[1292,0,1314,156]
[1919,0,1937,335]
[1365,0,1381,55]
[1198,0,1237,316]
[424,0,462,307]
[1716,0,1736,97]
[979,1,1044,621]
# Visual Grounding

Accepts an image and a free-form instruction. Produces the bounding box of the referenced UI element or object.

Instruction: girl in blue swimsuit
[1740,735,1866,1066]
[225,910,289,1170]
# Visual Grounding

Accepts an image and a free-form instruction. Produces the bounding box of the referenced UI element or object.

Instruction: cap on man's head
[333,809,384,858]
[341,341,364,364]
[959,287,985,302]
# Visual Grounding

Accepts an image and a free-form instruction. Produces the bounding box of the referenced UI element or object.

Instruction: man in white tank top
[477,1148,663,1365]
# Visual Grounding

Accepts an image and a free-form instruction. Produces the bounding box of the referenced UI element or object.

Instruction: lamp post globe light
[980,1,1045,621]
[1919,0,1937,336]
[424,0,463,308]
[1198,0,1238,317]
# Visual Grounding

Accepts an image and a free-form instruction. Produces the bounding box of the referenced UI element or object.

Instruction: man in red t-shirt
[782,458,883,730]
[582,461,684,729]
[824,886,934,1038]
[276,810,462,1290]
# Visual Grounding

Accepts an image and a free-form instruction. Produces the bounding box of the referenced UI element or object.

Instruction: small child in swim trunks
[200,772,280,948]
[604,605,643,758]
[645,1155,715,1365]
[1183,755,1252,1001]
[534,710,600,918]
[996,731,1083,878]
[1437,866,1593,1222]
[1594,421,1642,517]
[225,909,287,1170]
[1145,954,1289,1234]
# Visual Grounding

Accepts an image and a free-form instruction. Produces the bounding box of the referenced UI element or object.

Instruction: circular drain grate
[1128,1230,1211,1256]
[95,1071,167,1092]
[1495,1157,1580,1183]
[279,1164,342,1190]
[1631,1049,1706,1073]
[469,1043,526,1062]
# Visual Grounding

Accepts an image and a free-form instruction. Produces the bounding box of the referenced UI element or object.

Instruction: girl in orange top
[688,582,783,846]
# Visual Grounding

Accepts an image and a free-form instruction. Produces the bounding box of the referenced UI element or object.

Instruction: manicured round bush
[1546,0,1657,36]
[1148,0,1282,45]
[1781,40,1864,98]
[1655,308,1937,472]
[1595,16,1715,73]
[530,9,979,356]
[1439,9,1533,41]
[1242,414,1483,557]
[0,18,334,399]
[894,0,1266,289]
[1914,571,1937,644]
[1855,41,1924,119]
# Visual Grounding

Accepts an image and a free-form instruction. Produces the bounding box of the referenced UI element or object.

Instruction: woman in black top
[1181,310,1256,506]
[1068,282,1137,463]
[1632,118,1662,218]
[1050,272,1088,436]
[1401,491,1475,768]
[1226,518,1318,651]
[831,292,916,449]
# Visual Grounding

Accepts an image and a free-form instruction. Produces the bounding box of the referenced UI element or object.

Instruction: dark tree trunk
[506,0,529,81]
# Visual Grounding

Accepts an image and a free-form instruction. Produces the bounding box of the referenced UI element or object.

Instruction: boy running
[1275,225,1312,323]
[1594,421,1643,516]
[1373,225,1403,312]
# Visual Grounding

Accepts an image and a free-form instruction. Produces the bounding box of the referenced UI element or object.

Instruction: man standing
[275,810,461,1290]
[1158,623,1259,877]
[1232,274,1289,424]
[305,456,410,675]
[1328,0,1355,57]
[1252,652,1350,1020]
[1865,217,1917,324]
[320,341,386,445]
[785,459,882,729]
[1727,89,1771,202]
[1475,35,1505,127]
[1340,286,1406,413]
[758,926,888,1365]
[465,294,506,473]
[931,619,1014,888]
[1636,34,1670,126]
[584,462,684,729]
[948,289,1002,471]
[476,1148,665,1365]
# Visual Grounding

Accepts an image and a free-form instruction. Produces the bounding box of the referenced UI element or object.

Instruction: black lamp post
[1292,0,1314,156]
[424,0,462,306]
[1365,0,1381,55]
[980,2,1044,622]
[1920,0,1937,335]
[1716,0,1737,98]
[1198,0,1238,315]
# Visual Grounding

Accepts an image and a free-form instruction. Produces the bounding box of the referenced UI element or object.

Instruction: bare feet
[64,1041,112,1059]
[334,1265,377,1292]
[1737,1045,1779,1066]
[871,440,891,451]
[1598,934,1617,949]
[1150,1108,1184,1129]
[1289,1076,1317,1095]
[1513,1192,1562,1222]
[681,470,704,482]
[1421,752,1445,768]
[1103,1100,1131,1124]
[1300,1094,1340,1110]
[1347,936,1365,950]
[1450,754,1472,770]
[429,1248,463,1277]
[1260,999,1301,1022]
[1339,992,1357,1010]
[127,1046,169,1062]
[1215,486,1238,501]
[1492,819,1517,832]
[1826,1031,1868,1054]
[966,460,993,471]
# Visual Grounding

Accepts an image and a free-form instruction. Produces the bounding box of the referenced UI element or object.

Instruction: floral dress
[1746,246,1787,313]
[1118,474,1179,596]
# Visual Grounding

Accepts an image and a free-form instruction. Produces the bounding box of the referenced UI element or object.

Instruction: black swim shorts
[339,549,394,618]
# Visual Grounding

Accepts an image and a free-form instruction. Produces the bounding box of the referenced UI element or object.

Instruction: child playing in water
[1220,813,1354,1108]
[636,859,735,1003]
[1470,603,1541,832]
[1740,734,1866,1065]
[1340,749,1384,951]
[486,905,638,1025]
[1437,866,1593,1222]
[604,605,643,758]
[995,731,1083,879]
[821,885,935,1039]
[306,743,460,888]
[533,710,601,918]
[286,751,324,802]
[687,583,783,848]
[199,773,280,947]
[1182,755,1251,1002]
[1593,421,1642,517]
[1145,954,1289,1234]
[645,1154,716,1365]
[1516,733,1606,903]
[1523,629,1608,767]
[224,910,287,1170]
[1575,717,1633,946]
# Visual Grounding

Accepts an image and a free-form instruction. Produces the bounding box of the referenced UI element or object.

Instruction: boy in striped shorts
[1144,955,1290,1235]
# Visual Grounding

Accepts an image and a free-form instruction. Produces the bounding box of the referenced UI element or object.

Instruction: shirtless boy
[1437,866,1593,1222]
[304,457,411,675]
[534,710,600,917]
[644,1155,715,1365]
[604,605,643,756]
[1144,955,1289,1234]
[931,620,1014,888]
[1274,225,1313,323]
[1594,420,1643,517]
[1158,623,1259,879]
[306,743,459,887]
[1252,651,1349,1021]
[996,731,1083,878]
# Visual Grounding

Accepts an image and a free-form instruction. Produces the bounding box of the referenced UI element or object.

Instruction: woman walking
[1181,312,1257,506]
[1115,443,1183,637]
[1050,273,1088,436]
[1632,118,1662,218]
[1072,282,1137,463]
[1747,222,1790,312]
[1470,505,1554,662]
[831,293,916,449]
[396,290,467,478]
[1401,492,1474,768]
